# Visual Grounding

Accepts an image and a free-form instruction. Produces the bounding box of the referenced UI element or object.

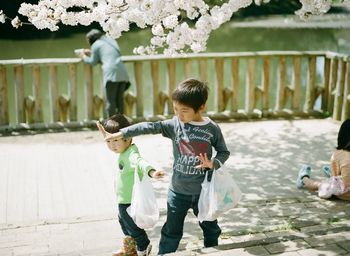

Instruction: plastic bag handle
[133,167,144,185]
[213,158,223,171]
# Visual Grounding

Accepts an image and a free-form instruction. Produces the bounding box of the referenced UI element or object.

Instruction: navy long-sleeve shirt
[121,116,230,195]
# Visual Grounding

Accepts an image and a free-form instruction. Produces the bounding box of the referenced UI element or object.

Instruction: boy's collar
[187,117,210,126]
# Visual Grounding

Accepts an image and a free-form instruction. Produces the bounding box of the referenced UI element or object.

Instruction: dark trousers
[158,189,221,255]
[118,204,150,251]
[105,81,127,116]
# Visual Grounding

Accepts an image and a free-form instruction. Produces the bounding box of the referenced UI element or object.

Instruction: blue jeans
[158,189,221,254]
[118,204,150,251]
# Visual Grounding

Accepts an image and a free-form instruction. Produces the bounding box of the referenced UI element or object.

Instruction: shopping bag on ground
[198,164,242,222]
[127,169,159,229]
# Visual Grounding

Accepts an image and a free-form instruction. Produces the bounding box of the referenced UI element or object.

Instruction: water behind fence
[0,51,349,132]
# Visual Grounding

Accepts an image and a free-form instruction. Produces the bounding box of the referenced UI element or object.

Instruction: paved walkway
[0,119,349,256]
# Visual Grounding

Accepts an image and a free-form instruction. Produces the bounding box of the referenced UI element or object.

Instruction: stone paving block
[228,233,267,244]
[264,239,311,254]
[298,196,319,203]
[337,241,350,252]
[264,230,306,239]
[202,246,270,256]
[263,204,310,218]
[28,253,59,256]
[258,217,288,226]
[0,233,15,243]
[243,245,270,255]
[218,236,234,245]
[305,225,350,236]
[275,252,301,256]
[297,243,348,256]
[48,239,84,255]
[334,219,350,227]
[0,232,14,244]
[304,231,350,247]
[300,224,332,234]
[12,244,49,256]
[217,236,279,250]
[36,223,69,233]
[288,219,320,230]
[0,247,13,256]
[165,249,197,256]
[0,240,32,250]
[2,226,36,235]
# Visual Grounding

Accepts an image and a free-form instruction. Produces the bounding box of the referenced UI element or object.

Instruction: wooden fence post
[14,65,25,123]
[322,58,331,113]
[275,57,286,112]
[49,65,59,122]
[292,57,301,111]
[328,58,339,114]
[134,62,144,117]
[68,64,77,121]
[215,58,224,112]
[246,58,256,113]
[184,59,192,78]
[231,58,239,112]
[199,59,207,83]
[83,64,93,120]
[262,57,270,114]
[151,61,161,115]
[341,61,350,121]
[304,56,316,113]
[0,66,9,125]
[333,59,346,120]
[32,65,43,123]
[167,60,176,115]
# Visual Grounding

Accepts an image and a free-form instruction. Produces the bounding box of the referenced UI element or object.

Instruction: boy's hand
[149,169,165,179]
[196,153,214,169]
[96,121,111,138]
[95,121,124,141]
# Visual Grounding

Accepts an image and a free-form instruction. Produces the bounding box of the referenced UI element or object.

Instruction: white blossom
[295,0,331,19]
[150,36,165,47]
[191,42,206,53]
[152,24,164,36]
[254,0,271,5]
[2,0,337,55]
[0,10,5,23]
[11,16,22,28]
[162,14,178,29]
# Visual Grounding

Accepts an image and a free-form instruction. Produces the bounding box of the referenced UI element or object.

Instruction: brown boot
[112,236,137,256]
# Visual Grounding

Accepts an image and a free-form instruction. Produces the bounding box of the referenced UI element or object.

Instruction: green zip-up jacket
[116,144,154,204]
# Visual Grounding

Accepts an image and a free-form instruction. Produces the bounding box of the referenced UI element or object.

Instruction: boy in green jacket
[97,114,164,256]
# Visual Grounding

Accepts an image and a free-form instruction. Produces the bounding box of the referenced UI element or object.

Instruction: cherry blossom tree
[0,0,348,55]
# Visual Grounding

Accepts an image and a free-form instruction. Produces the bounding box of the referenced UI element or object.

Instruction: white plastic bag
[127,169,159,229]
[198,165,242,222]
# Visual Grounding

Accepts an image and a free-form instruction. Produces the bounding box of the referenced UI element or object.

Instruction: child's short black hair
[337,119,350,151]
[102,114,130,134]
[172,78,209,112]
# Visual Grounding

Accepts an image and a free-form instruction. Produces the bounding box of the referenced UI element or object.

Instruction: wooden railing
[0,51,349,132]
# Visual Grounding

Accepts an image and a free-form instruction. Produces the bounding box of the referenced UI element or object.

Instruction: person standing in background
[77,29,130,116]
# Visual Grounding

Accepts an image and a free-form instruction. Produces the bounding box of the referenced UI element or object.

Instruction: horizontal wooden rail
[0,51,349,133]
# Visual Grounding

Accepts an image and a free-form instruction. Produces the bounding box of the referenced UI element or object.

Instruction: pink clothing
[331,150,350,200]
[318,176,348,199]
